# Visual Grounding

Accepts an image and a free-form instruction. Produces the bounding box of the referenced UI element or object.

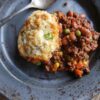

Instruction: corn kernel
[83,60,88,66]
[55,62,60,68]
[52,62,60,72]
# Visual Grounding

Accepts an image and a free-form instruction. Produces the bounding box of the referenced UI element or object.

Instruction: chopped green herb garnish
[44,33,53,40]
[36,62,41,66]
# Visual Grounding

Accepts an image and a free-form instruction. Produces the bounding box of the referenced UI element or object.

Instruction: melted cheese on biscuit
[18,10,60,62]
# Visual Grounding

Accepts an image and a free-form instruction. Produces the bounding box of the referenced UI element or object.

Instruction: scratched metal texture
[0,0,100,100]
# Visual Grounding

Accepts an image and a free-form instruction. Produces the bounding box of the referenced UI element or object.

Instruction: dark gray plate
[0,0,100,100]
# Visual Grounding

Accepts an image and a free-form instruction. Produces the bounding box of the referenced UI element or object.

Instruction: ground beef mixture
[44,11,100,78]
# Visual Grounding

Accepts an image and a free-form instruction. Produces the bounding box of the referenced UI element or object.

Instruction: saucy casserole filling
[18,10,100,78]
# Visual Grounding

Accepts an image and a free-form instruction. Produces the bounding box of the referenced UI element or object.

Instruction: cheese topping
[18,11,60,62]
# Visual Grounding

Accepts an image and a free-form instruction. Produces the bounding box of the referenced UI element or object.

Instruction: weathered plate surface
[0,0,100,100]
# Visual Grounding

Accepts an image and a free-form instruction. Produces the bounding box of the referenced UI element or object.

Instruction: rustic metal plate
[0,0,100,100]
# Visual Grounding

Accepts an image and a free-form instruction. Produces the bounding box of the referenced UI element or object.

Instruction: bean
[62,37,68,45]
[84,47,91,52]
[73,12,79,18]
[71,19,78,28]
[93,33,99,40]
[67,11,73,17]
[79,27,91,37]
[80,14,86,18]
[70,32,77,41]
